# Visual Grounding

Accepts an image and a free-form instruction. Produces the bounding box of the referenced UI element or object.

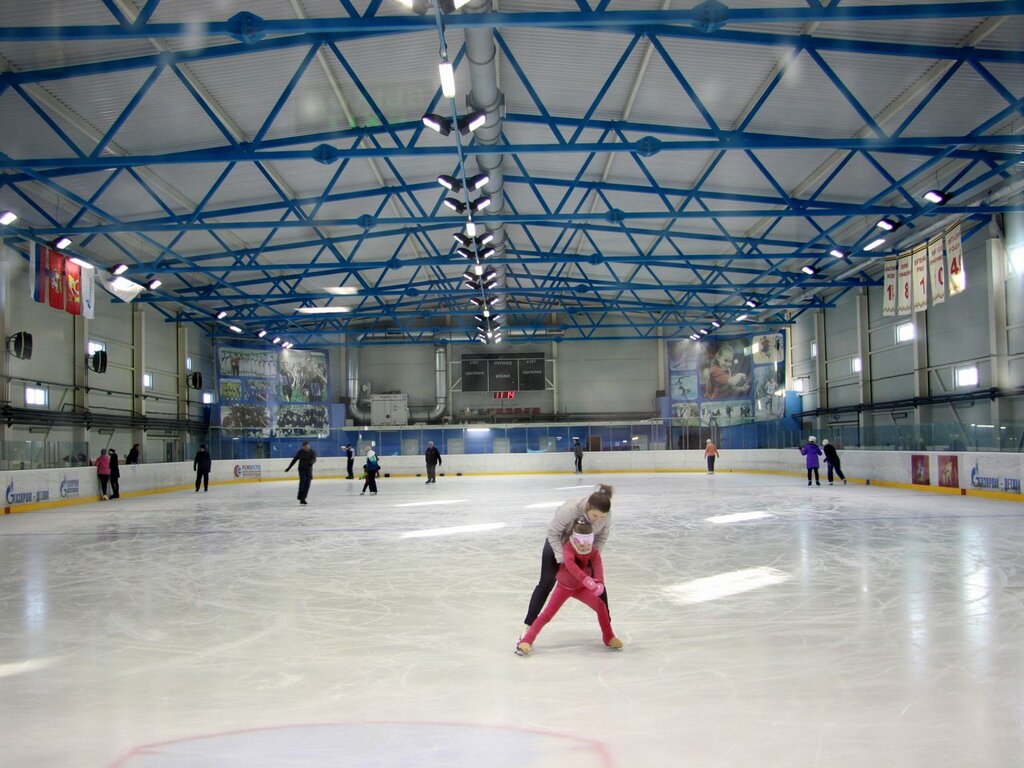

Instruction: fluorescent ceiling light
[829,248,847,258]
[438,61,456,98]
[801,265,817,275]
[864,238,886,251]
[0,211,17,226]
[736,314,748,322]
[69,257,94,269]
[923,189,948,205]
[55,237,72,250]
[272,337,281,344]
[229,325,243,333]
[112,263,129,275]
[146,279,161,290]
[875,217,897,231]
[465,219,477,237]
[296,306,351,314]
[257,330,267,338]
[216,310,228,319]
[324,286,359,295]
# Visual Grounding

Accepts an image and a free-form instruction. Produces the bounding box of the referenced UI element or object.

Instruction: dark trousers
[297,466,313,500]
[99,474,109,496]
[109,476,120,498]
[346,459,354,479]
[524,540,609,625]
[707,456,716,472]
[574,455,582,472]
[195,470,209,491]
[826,460,845,482]
[362,471,378,493]
[807,467,820,484]
[426,463,438,482]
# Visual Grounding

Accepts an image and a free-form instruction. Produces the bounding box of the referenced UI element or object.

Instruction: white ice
[2,472,1022,767]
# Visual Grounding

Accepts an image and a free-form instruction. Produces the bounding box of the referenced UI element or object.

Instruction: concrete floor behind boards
[2,471,1022,767]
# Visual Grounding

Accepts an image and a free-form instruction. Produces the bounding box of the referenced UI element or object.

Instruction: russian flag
[30,242,48,303]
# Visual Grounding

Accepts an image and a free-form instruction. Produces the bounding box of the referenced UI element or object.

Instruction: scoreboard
[462,354,546,392]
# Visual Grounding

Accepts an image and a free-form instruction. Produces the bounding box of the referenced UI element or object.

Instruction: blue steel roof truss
[0,3,1021,346]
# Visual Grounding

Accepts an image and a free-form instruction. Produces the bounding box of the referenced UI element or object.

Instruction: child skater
[516,517,623,656]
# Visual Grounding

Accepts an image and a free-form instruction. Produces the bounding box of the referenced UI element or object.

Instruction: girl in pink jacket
[516,518,623,655]
[94,449,111,500]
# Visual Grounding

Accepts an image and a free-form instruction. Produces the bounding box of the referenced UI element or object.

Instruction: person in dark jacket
[800,436,823,486]
[193,444,212,492]
[108,449,121,499]
[344,444,354,479]
[285,441,317,504]
[424,441,442,484]
[125,444,141,465]
[821,439,847,485]
[572,438,584,474]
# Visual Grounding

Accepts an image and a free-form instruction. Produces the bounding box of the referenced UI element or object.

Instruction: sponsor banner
[946,223,965,297]
[59,475,81,499]
[81,266,96,319]
[928,237,946,306]
[897,252,913,315]
[882,256,898,316]
[233,463,263,480]
[911,454,930,485]
[5,478,51,506]
[969,457,1021,494]
[912,245,928,312]
[937,456,959,488]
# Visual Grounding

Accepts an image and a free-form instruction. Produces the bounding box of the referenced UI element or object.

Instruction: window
[25,386,48,407]
[955,366,979,388]
[896,322,915,343]
[87,340,106,356]
[793,378,807,393]
[810,341,817,358]
[852,357,862,373]
[143,373,153,388]
[202,392,213,404]
[186,356,193,371]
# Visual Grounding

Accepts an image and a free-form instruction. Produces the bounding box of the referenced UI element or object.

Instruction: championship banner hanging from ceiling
[896,251,913,315]
[882,256,898,316]
[928,236,946,306]
[946,223,965,296]
[912,245,929,312]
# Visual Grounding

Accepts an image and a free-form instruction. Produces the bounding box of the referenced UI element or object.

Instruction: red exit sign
[493,390,517,399]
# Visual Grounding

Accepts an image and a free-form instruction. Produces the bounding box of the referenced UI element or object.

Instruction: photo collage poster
[217,346,329,438]
[667,332,786,426]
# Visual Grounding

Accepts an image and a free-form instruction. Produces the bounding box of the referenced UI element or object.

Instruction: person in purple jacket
[801,436,823,486]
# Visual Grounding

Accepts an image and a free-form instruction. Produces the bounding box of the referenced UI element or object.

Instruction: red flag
[48,250,65,310]
[65,259,82,315]
[30,243,48,303]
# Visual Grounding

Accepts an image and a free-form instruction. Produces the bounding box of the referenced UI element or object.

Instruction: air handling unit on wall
[370,394,409,426]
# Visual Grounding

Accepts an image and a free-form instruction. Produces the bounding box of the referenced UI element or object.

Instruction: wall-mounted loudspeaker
[6,331,33,360]
[187,372,203,389]
[88,350,108,374]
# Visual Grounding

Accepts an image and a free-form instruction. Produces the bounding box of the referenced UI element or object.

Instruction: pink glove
[582,576,605,597]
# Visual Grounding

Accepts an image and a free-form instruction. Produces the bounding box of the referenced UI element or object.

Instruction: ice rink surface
[2,471,1023,768]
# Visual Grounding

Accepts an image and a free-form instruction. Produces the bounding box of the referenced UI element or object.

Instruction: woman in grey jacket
[523,484,613,628]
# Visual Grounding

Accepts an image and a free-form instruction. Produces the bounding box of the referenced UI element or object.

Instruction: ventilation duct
[346,350,370,423]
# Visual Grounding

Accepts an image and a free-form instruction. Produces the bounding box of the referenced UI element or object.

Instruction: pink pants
[522,582,614,646]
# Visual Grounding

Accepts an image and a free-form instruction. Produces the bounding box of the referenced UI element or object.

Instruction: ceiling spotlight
[478,246,496,260]
[744,298,759,308]
[440,0,472,10]
[422,113,452,136]
[55,237,72,250]
[801,265,818,275]
[470,196,492,212]
[736,314,748,322]
[829,248,848,259]
[147,279,162,290]
[438,61,456,98]
[457,111,487,135]
[876,217,898,232]
[229,325,243,333]
[864,238,886,251]
[923,189,949,205]
[325,286,359,295]
[272,337,281,344]
[437,174,462,192]
[112,263,129,276]
[711,320,722,328]
[0,211,17,226]
[476,231,495,246]
[465,219,477,237]
[216,310,228,319]
[392,0,429,13]
[467,173,490,191]
[470,295,500,308]
[456,247,475,260]
[296,306,352,314]
[257,330,267,338]
[698,328,709,335]
[443,198,467,214]
[70,257,94,270]
[453,232,472,247]
[689,333,700,340]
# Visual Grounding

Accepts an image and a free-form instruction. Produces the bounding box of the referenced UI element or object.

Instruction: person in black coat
[344,444,354,479]
[193,444,212,492]
[125,444,140,465]
[285,441,317,504]
[424,441,442,484]
[108,449,121,499]
[821,439,847,485]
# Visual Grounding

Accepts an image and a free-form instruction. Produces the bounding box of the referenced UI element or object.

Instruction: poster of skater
[753,366,785,420]
[938,455,959,488]
[280,349,328,403]
[671,402,700,425]
[670,372,699,400]
[751,333,784,365]
[701,341,752,400]
[667,338,701,371]
[700,400,753,427]
[221,405,271,437]
[274,404,329,438]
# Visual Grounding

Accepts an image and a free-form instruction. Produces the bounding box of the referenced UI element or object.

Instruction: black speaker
[89,350,108,374]
[187,372,203,389]
[7,332,32,360]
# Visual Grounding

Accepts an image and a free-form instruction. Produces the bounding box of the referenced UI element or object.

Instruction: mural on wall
[666,333,786,426]
[938,455,959,488]
[911,454,930,485]
[217,346,329,437]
